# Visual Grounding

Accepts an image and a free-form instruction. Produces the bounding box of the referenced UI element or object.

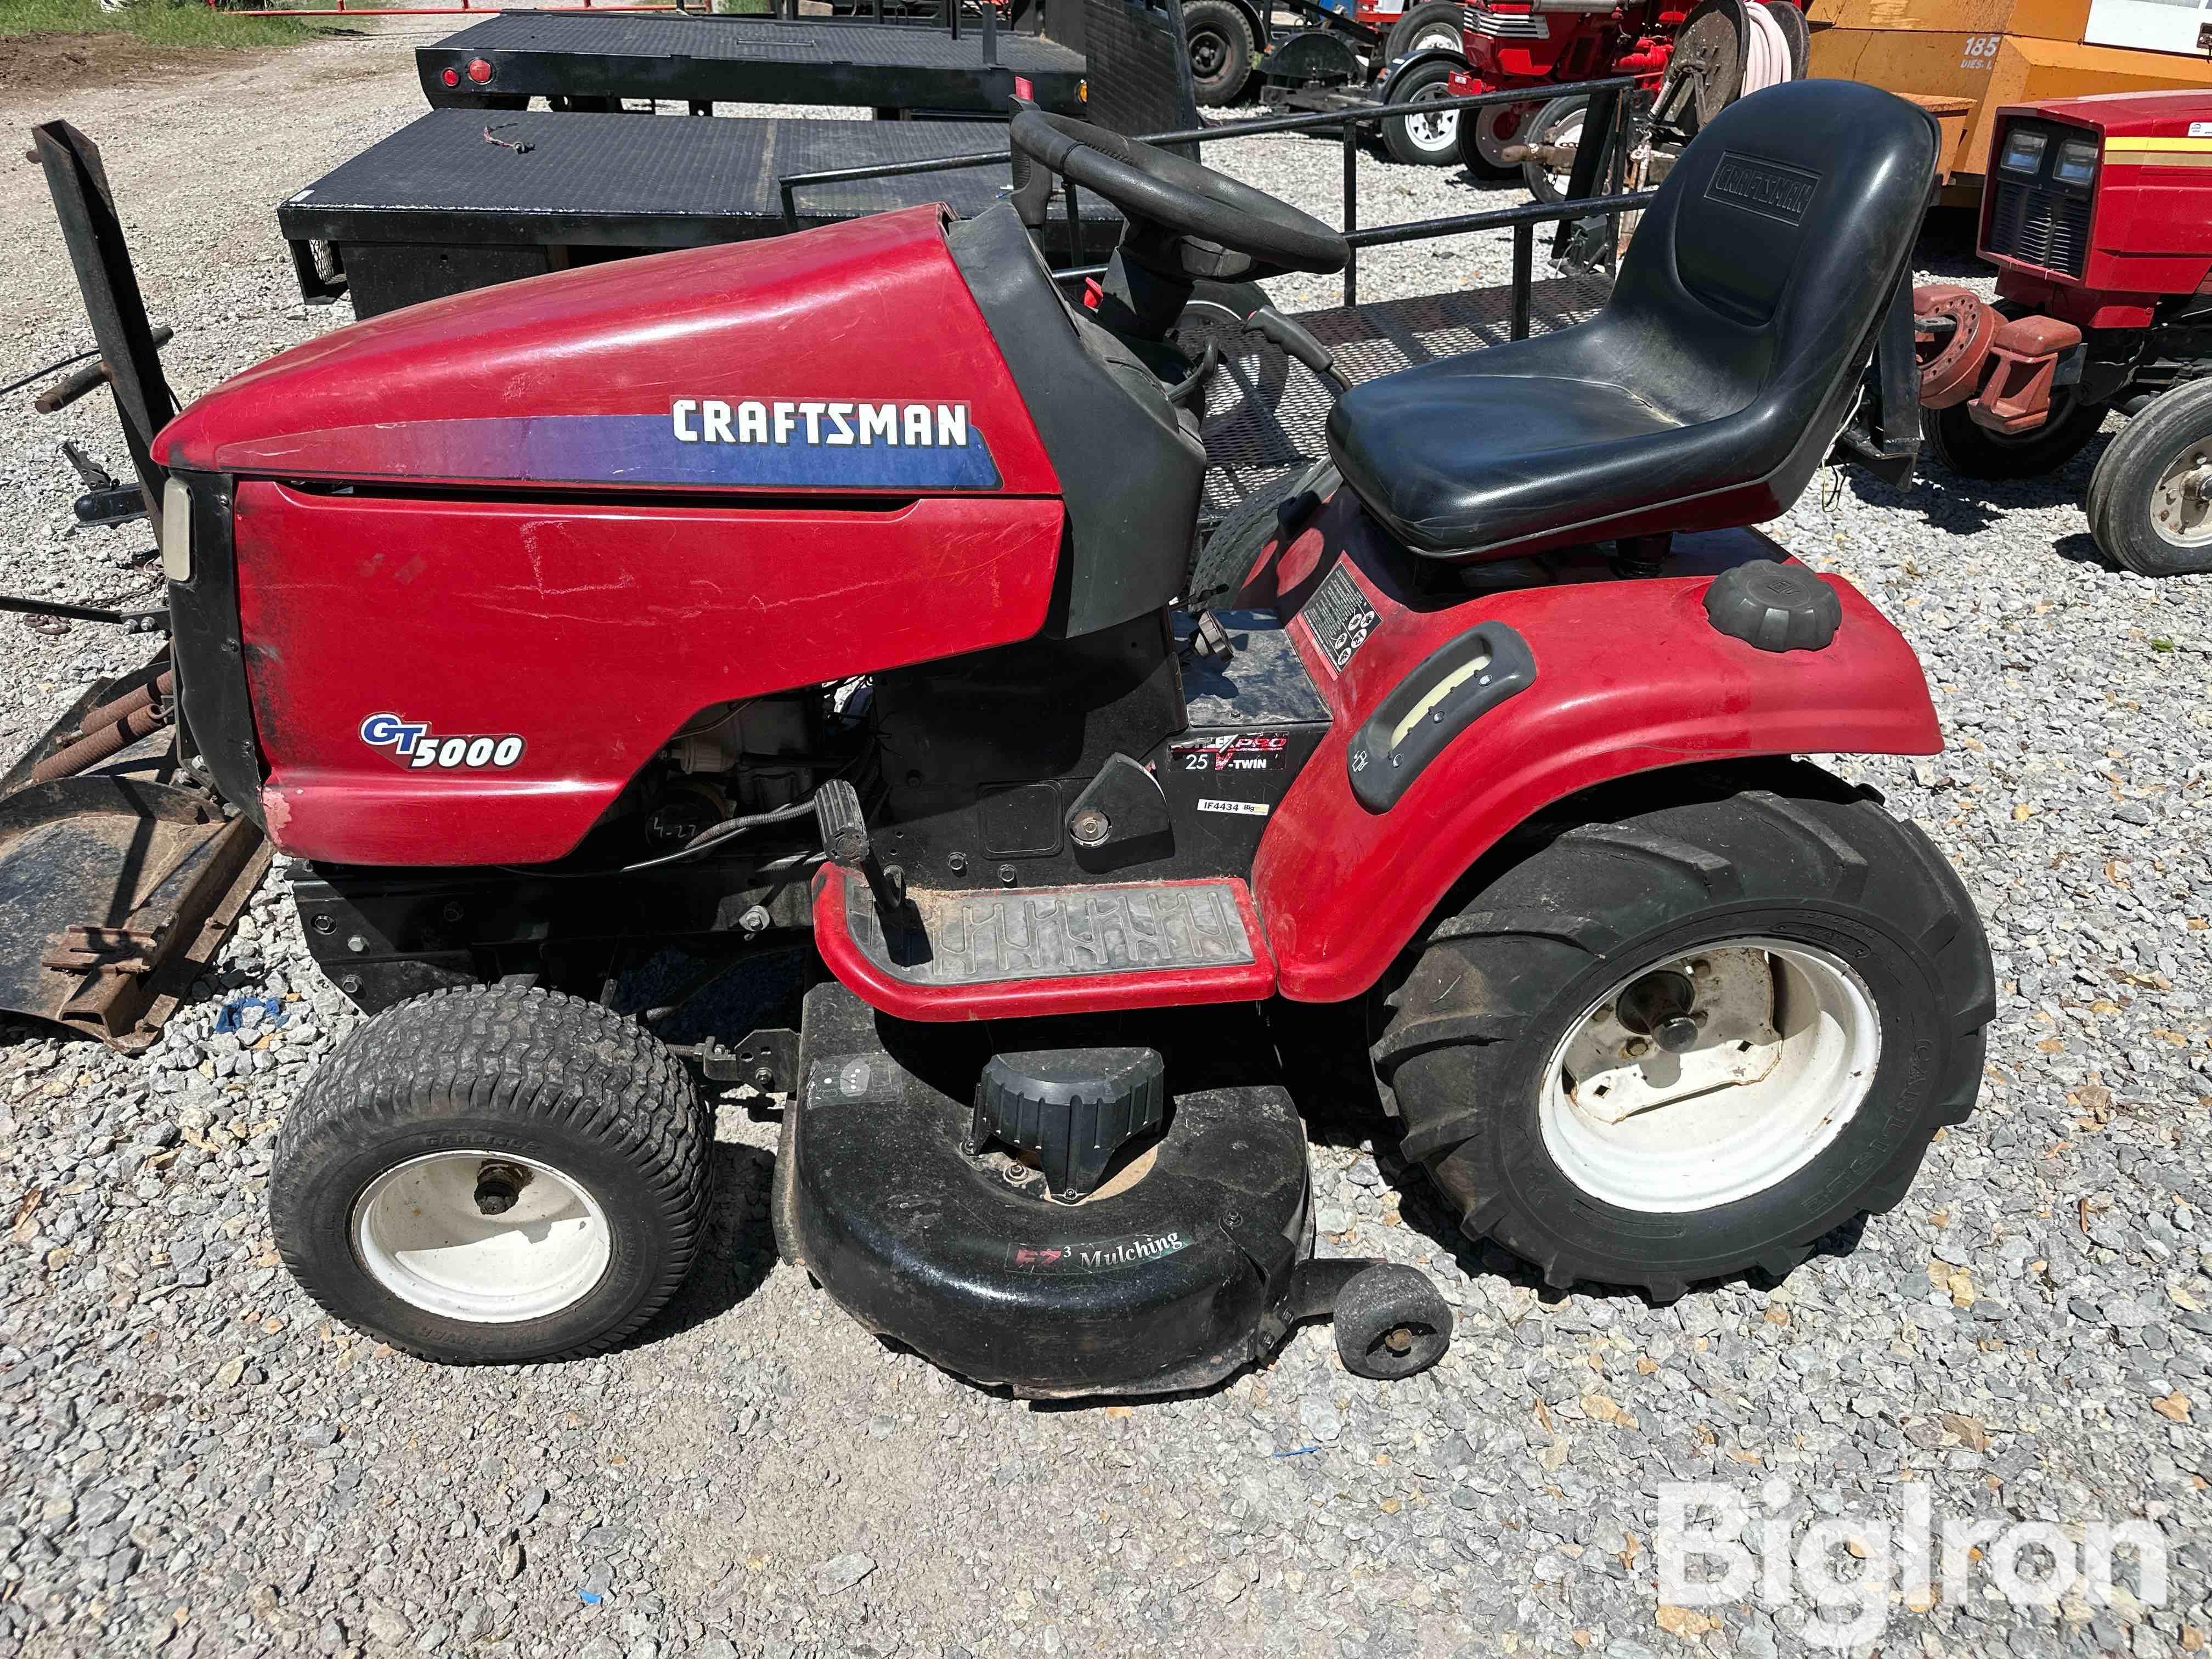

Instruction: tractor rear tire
[2084,380,2212,577]
[1383,60,1464,166]
[1923,393,2105,481]
[272,985,713,1363]
[1385,0,1465,60]
[1187,460,1339,605]
[1372,763,1993,1299]
[1183,0,1256,107]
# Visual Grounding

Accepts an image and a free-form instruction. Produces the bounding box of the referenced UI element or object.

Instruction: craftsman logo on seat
[1706,153,1820,225]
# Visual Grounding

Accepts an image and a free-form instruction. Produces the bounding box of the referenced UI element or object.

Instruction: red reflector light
[466,58,493,83]
[442,67,461,87]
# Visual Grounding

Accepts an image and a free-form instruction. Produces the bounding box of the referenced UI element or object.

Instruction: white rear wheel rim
[1405,86,1457,150]
[1538,939,1880,1214]
[353,1150,611,1323]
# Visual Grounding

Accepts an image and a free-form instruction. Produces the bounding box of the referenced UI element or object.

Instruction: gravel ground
[2,26,2209,1659]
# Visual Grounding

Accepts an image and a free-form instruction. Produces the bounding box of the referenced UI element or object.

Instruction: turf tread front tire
[1376,764,1990,1297]
[273,985,711,1363]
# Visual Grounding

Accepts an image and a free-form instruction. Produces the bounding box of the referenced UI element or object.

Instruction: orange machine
[1808,0,2212,199]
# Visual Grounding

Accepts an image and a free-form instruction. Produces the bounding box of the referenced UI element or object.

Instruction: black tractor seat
[1325,80,1938,561]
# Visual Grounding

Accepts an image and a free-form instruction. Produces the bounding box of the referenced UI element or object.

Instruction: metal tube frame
[775,77,1654,314]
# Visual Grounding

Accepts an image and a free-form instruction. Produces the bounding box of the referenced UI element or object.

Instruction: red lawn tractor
[9,83,1990,1396]
[1369,0,1810,183]
[1913,90,2212,577]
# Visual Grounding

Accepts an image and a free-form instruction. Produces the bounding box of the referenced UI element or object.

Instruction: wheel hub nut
[473,1161,532,1216]
[1615,968,1700,1054]
[1383,1326,1413,1356]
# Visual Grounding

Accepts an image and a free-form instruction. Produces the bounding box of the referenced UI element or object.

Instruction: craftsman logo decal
[1171,733,1289,772]
[662,398,998,489]
[1008,1229,1192,1273]
[1706,153,1820,225]
[1303,562,1380,672]
[360,713,524,772]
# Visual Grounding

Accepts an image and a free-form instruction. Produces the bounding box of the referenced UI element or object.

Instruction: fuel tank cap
[1703,560,1843,653]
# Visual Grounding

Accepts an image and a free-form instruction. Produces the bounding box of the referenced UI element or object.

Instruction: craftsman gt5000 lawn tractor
[16,81,1993,1396]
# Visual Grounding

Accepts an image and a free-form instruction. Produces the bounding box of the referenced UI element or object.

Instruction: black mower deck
[280,109,1121,318]
[418,12,1086,117]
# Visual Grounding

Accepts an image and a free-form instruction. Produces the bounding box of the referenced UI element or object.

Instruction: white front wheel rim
[1538,940,1881,1214]
[353,1151,611,1323]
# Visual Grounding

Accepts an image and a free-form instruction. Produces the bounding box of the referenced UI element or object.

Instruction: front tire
[1373,765,1993,1298]
[2085,380,2212,577]
[1519,93,1587,204]
[1924,392,2105,481]
[1383,60,1464,166]
[1182,0,1256,106]
[272,986,713,1363]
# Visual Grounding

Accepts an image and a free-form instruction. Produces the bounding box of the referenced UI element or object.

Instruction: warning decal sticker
[1304,562,1380,672]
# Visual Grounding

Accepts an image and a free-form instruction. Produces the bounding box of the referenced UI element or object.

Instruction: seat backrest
[1609,80,1937,439]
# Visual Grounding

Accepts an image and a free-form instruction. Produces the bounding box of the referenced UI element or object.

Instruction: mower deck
[417,12,1087,117]
[280,109,1122,317]
[773,980,1324,1397]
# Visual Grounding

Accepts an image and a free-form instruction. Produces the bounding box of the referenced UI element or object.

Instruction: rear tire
[1372,764,1993,1298]
[1924,392,2105,481]
[1182,0,1256,106]
[1519,93,1587,204]
[1457,98,1534,180]
[1385,0,1465,60]
[2084,380,2212,577]
[1383,60,1464,166]
[272,986,712,1363]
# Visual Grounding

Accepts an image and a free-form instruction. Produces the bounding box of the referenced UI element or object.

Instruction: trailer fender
[1247,496,1942,1004]
[1376,44,1467,101]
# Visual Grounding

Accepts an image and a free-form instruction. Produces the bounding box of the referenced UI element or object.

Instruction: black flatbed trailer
[417,10,1087,119]
[280,108,1121,318]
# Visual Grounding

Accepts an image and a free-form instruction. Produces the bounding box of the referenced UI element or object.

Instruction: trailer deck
[417,11,1087,119]
[280,108,1120,317]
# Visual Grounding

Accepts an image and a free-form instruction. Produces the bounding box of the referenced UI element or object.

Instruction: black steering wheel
[1009,109,1348,281]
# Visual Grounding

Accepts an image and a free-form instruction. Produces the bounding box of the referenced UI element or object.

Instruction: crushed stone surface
[0,21,2207,1659]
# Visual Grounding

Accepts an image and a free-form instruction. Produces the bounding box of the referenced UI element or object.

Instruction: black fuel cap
[969,1047,1166,1204]
[1703,560,1843,653]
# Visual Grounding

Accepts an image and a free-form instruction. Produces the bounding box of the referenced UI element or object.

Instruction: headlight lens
[2053,137,2099,187]
[1999,127,2046,173]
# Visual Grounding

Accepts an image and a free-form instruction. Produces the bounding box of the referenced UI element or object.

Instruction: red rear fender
[1249,498,1942,1003]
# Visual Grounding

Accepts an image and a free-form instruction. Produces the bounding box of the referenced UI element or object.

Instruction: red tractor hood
[152,205,1057,498]
[2016,87,2212,139]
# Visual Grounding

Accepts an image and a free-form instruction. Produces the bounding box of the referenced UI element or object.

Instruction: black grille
[1987,178,2092,276]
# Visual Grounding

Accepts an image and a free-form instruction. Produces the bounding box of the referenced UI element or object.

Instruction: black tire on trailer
[1923,392,2106,480]
[272,985,713,1364]
[1372,763,1994,1299]
[1183,0,1257,107]
[1186,459,1340,605]
[2084,380,2212,577]
[1518,92,1588,204]
[1385,0,1466,61]
[1383,59,1465,166]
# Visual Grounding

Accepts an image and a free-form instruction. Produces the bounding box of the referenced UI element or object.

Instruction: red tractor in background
[1376,0,1810,185]
[1914,89,2212,577]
